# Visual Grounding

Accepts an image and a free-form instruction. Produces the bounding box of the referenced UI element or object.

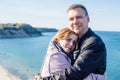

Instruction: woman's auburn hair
[53,27,78,41]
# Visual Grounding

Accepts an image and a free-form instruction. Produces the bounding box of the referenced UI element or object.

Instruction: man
[41,4,106,80]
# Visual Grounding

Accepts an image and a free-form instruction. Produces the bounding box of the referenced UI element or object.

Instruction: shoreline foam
[0,65,21,80]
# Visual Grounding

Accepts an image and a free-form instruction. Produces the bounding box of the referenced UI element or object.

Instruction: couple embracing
[35,4,106,80]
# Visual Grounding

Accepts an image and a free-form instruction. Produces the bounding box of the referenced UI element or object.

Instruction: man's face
[68,8,89,37]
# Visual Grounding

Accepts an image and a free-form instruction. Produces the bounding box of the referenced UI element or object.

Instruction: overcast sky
[0,0,120,31]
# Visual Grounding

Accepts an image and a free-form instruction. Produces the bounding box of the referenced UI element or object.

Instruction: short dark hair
[67,4,88,16]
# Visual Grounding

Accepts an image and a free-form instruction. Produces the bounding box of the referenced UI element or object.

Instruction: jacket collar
[79,28,94,42]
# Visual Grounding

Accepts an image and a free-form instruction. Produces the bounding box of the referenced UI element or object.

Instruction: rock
[0,23,42,38]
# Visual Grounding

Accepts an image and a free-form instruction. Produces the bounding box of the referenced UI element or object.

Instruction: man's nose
[73,18,77,23]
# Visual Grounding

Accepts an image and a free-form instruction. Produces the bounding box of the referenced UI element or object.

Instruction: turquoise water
[0,31,120,80]
[0,32,56,80]
[96,31,120,80]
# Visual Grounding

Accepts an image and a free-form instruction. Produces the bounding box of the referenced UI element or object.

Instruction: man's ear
[87,16,90,23]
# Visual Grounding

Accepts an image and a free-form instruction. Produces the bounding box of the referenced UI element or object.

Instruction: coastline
[0,65,21,80]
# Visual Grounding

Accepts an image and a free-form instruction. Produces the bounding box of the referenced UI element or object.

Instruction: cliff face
[0,23,42,38]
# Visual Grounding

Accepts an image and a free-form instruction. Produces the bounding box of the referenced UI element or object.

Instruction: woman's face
[58,34,78,53]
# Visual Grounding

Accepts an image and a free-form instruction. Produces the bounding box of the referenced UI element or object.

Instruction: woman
[34,28,78,80]
[40,28,78,78]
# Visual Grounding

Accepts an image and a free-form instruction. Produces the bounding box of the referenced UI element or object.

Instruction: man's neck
[79,28,89,38]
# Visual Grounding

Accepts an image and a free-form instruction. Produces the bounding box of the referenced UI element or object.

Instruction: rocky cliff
[0,23,42,38]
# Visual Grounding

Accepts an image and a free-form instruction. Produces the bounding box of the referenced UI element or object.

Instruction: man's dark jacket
[41,28,106,80]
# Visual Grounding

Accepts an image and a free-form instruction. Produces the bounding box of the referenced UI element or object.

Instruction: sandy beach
[0,65,21,80]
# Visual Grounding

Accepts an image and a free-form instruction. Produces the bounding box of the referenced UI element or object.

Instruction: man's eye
[69,18,73,21]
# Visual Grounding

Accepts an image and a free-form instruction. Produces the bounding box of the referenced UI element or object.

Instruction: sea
[0,31,120,80]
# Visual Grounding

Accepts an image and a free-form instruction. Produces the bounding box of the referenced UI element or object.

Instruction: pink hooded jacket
[40,41,71,78]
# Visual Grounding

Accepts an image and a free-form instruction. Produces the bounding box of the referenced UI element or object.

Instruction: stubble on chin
[74,29,82,37]
[74,29,80,34]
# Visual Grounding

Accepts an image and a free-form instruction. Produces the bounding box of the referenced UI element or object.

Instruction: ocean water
[0,31,120,80]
